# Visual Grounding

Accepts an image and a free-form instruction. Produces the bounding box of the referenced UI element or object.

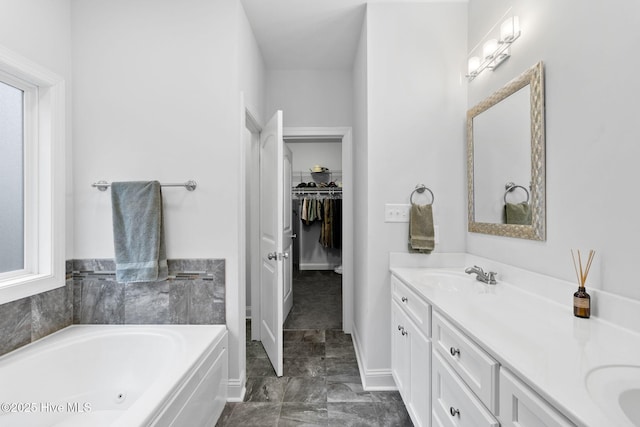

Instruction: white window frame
[0,45,65,305]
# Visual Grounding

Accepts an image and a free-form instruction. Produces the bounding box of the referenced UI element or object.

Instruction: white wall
[288,142,342,176]
[0,0,73,260]
[356,2,467,380]
[265,69,353,127]
[466,0,640,302]
[71,0,265,399]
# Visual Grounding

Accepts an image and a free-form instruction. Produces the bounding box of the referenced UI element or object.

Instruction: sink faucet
[465,265,497,285]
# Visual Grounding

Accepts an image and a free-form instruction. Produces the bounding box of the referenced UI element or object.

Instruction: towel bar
[92,180,197,192]
[410,184,434,205]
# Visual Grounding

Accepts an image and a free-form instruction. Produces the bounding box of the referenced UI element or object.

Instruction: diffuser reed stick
[571,249,594,318]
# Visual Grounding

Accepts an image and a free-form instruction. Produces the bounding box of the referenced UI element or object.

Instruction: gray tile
[327,376,372,403]
[189,279,218,324]
[326,341,355,358]
[74,258,115,273]
[247,340,269,359]
[370,391,403,403]
[375,402,413,426]
[325,358,359,377]
[327,402,382,427]
[215,402,238,427]
[284,329,325,343]
[245,377,289,403]
[76,279,124,324]
[169,280,189,324]
[278,402,328,426]
[124,281,170,324]
[283,342,326,357]
[247,357,277,377]
[224,402,281,427]
[283,377,327,403]
[284,357,326,377]
[31,285,72,340]
[325,330,353,344]
[0,297,32,356]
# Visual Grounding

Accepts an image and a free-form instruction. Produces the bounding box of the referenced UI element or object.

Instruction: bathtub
[0,324,228,427]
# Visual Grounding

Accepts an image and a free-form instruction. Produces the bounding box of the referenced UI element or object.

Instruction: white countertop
[390,266,640,427]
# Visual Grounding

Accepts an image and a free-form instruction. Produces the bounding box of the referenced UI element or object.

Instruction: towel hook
[410,184,434,206]
[504,182,529,203]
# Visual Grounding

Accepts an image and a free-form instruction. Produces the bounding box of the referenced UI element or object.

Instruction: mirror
[467,61,545,240]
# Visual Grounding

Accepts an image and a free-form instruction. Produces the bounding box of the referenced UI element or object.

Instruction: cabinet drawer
[432,311,498,412]
[499,369,575,427]
[432,351,499,427]
[391,275,431,337]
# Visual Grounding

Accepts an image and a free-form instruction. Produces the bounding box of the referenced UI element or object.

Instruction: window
[0,45,65,305]
[0,79,25,275]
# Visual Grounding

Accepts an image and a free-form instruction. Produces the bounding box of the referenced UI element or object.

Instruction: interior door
[283,146,293,322]
[259,110,285,376]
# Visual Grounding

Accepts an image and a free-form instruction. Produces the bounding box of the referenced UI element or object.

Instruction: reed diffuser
[571,249,595,318]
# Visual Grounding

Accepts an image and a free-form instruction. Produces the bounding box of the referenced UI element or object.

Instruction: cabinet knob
[450,347,460,357]
[401,296,408,303]
[401,329,408,336]
[397,324,403,331]
[449,407,460,417]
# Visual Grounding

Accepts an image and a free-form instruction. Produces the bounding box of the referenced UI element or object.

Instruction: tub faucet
[465,265,497,285]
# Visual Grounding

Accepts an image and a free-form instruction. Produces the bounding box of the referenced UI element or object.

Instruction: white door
[259,110,285,376]
[283,146,293,322]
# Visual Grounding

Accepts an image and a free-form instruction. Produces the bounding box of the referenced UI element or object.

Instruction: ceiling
[240,0,466,70]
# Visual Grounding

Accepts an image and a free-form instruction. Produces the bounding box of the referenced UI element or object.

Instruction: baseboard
[351,323,397,391]
[226,377,246,402]
[299,263,339,271]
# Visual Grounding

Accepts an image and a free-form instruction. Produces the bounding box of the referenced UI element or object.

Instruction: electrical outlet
[384,204,411,223]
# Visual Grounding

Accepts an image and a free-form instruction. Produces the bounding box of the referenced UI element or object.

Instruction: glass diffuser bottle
[571,249,595,319]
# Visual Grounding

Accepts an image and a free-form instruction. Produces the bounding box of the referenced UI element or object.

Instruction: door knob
[290,233,297,239]
[282,252,289,259]
[267,252,277,260]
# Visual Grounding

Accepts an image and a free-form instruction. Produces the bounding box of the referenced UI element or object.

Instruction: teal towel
[505,202,532,225]
[111,181,168,283]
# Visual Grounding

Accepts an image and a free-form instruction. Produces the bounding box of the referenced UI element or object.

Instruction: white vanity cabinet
[391,276,432,427]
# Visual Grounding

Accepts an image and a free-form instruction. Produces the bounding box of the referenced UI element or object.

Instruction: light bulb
[468,56,480,75]
[500,16,520,42]
[483,39,498,60]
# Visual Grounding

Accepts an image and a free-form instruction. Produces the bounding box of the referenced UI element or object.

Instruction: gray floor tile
[375,402,413,426]
[325,358,360,376]
[245,377,289,403]
[327,402,383,427]
[284,377,327,403]
[284,357,326,377]
[248,357,277,377]
[224,402,281,427]
[284,329,326,343]
[284,341,326,357]
[327,376,373,403]
[278,402,328,426]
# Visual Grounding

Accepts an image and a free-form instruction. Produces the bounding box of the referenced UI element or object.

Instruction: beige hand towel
[409,203,434,254]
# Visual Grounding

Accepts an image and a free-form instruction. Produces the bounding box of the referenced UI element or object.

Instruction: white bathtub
[0,324,228,427]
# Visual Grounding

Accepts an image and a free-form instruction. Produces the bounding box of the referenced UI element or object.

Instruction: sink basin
[585,365,640,426]
[417,271,475,292]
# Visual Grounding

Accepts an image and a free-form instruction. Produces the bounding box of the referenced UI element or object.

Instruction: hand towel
[111,181,168,283]
[505,202,532,225]
[409,203,434,254]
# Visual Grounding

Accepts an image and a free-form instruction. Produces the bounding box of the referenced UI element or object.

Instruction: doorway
[243,117,353,375]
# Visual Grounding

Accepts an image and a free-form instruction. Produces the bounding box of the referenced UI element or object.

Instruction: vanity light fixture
[467,15,521,81]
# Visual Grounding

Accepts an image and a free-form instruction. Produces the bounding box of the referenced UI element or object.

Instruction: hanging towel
[111,181,168,283]
[505,202,532,225]
[409,203,434,253]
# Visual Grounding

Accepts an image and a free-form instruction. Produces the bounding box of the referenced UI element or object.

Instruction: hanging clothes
[319,198,342,249]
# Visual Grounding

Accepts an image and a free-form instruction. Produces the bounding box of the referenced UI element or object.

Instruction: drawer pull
[449,407,460,417]
[401,296,408,303]
[401,329,408,336]
[450,347,460,357]
[398,324,403,331]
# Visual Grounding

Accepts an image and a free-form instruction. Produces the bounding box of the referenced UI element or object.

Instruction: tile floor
[216,270,413,426]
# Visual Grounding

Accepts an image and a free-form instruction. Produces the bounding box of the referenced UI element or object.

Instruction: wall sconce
[467,15,521,81]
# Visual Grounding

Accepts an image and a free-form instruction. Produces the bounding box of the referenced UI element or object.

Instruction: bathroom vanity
[390,259,640,427]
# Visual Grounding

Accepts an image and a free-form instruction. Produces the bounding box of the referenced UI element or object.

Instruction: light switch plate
[384,204,411,222]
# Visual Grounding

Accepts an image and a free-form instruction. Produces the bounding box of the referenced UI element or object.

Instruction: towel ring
[504,182,530,204]
[410,184,434,206]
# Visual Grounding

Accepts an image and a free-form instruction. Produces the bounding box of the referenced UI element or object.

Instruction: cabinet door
[408,316,431,427]
[499,369,575,427]
[392,301,411,402]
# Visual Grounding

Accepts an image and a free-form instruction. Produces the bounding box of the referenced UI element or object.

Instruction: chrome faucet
[465,265,497,285]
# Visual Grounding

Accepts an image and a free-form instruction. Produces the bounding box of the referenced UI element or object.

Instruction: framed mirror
[467,61,545,240]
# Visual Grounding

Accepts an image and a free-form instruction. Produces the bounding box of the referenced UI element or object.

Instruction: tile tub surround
[0,259,225,357]
[73,259,225,325]
[0,261,74,357]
